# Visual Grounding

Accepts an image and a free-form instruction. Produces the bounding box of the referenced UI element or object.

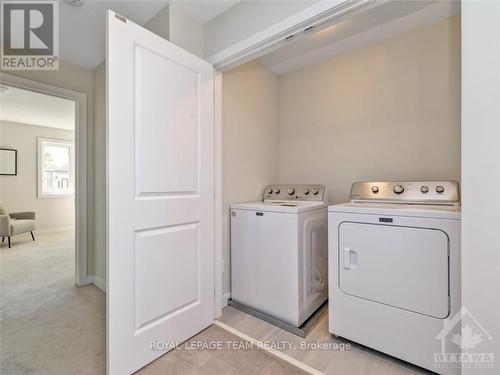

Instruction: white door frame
[213,71,223,317]
[0,72,89,286]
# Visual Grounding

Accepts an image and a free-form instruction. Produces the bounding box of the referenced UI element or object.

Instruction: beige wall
[146,3,204,57]
[278,17,460,203]
[222,61,279,294]
[277,16,461,204]
[145,4,170,41]
[222,17,461,296]
[92,62,106,283]
[0,121,75,230]
[169,3,204,58]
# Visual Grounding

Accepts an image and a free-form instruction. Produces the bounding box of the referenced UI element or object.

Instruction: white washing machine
[329,181,460,375]
[231,185,328,328]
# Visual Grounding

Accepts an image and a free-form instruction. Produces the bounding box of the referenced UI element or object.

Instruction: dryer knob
[312,188,319,195]
[420,186,429,193]
[275,188,280,194]
[304,189,310,195]
[371,186,379,193]
[267,188,273,194]
[436,185,445,193]
[287,188,295,195]
[393,185,404,194]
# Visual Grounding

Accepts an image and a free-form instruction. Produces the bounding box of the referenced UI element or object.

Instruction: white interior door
[107,10,214,374]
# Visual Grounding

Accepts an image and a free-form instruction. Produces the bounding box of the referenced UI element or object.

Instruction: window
[37,138,75,198]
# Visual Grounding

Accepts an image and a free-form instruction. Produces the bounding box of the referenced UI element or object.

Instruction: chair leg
[30,231,35,241]
[8,237,11,248]
[1,236,4,243]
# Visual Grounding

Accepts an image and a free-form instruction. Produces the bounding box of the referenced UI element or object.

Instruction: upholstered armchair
[0,212,36,248]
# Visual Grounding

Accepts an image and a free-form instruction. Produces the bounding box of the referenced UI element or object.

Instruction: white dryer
[231,185,328,328]
[329,181,460,375]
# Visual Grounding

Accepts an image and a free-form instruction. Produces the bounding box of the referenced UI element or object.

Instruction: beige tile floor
[138,325,308,375]
[0,230,106,375]
[218,306,433,375]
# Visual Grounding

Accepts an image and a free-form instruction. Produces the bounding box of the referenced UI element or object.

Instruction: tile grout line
[214,320,325,375]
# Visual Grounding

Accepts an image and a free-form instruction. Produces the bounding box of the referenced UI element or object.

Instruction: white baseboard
[76,275,92,286]
[222,292,231,308]
[76,275,106,293]
[90,275,106,293]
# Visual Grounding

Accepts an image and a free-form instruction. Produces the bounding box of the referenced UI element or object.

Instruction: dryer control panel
[263,184,327,202]
[350,181,460,205]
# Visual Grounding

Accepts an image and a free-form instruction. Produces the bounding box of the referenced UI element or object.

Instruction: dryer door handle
[343,247,358,270]
[343,247,352,269]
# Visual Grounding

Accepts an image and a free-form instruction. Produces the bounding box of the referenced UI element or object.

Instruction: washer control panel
[350,181,460,205]
[263,184,326,202]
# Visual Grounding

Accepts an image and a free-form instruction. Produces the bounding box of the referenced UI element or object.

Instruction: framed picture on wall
[0,148,17,176]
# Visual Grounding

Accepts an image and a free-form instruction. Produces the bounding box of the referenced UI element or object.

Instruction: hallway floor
[0,230,105,375]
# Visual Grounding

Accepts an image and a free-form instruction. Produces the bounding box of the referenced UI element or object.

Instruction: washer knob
[267,188,273,194]
[436,185,445,193]
[393,185,404,194]
[274,188,280,194]
[287,188,295,195]
[420,186,429,193]
[371,186,379,193]
[304,189,310,195]
[312,188,319,195]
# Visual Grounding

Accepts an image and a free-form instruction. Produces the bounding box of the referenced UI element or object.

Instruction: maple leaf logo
[451,325,483,351]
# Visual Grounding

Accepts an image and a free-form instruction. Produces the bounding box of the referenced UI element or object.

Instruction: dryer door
[338,222,449,318]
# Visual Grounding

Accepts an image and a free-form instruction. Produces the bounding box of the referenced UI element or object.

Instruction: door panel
[134,224,199,332]
[107,10,214,374]
[339,222,449,318]
[135,45,198,195]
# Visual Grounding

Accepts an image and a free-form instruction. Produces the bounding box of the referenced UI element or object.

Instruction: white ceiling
[0,85,75,131]
[58,0,238,69]
[258,0,461,75]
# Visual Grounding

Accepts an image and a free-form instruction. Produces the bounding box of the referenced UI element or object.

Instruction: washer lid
[231,201,329,214]
[329,202,461,220]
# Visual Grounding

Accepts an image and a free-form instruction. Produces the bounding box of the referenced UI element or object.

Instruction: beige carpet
[0,231,106,375]
[137,325,307,375]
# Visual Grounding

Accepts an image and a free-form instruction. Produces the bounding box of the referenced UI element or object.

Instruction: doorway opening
[0,74,88,285]
[0,74,105,374]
